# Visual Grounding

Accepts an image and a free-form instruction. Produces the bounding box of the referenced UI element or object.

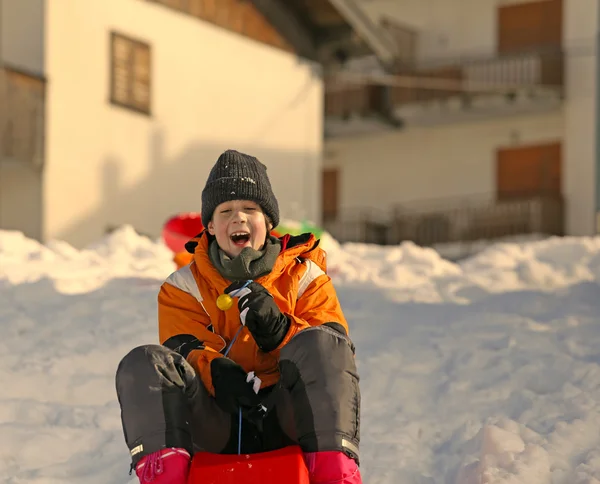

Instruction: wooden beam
[327,0,397,67]
[314,24,355,43]
[249,0,318,59]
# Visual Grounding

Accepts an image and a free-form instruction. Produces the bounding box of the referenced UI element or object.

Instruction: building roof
[251,0,396,67]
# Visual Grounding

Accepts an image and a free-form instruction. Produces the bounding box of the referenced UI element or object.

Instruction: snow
[3,226,600,483]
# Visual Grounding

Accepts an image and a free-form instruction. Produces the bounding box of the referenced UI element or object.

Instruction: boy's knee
[278,324,359,401]
[116,344,197,393]
[323,322,348,336]
[280,324,356,369]
[117,344,171,373]
[117,345,158,376]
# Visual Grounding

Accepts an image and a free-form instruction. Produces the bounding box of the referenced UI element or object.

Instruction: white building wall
[326,112,563,214]
[0,0,44,73]
[44,0,323,247]
[563,0,597,235]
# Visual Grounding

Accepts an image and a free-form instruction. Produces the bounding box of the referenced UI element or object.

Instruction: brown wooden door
[496,142,561,199]
[497,0,562,53]
[322,169,339,221]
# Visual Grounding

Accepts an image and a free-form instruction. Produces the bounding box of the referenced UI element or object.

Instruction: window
[110,32,151,114]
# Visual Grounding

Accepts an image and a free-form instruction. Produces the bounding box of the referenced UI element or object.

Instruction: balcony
[322,194,564,251]
[325,47,564,133]
[0,65,46,169]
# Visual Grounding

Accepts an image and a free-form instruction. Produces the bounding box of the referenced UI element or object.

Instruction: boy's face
[207,200,272,258]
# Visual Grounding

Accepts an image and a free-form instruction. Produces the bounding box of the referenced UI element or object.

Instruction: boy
[115,150,362,484]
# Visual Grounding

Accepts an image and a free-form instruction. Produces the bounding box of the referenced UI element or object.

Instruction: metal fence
[322,207,391,245]
[323,195,564,246]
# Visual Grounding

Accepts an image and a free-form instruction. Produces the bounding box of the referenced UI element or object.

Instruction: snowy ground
[3,226,600,483]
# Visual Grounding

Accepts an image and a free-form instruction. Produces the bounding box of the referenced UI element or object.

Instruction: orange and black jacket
[158,231,348,396]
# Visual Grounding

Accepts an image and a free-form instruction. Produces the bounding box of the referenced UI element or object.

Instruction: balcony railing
[325,47,564,117]
[0,65,46,168]
[323,207,391,245]
[322,194,564,247]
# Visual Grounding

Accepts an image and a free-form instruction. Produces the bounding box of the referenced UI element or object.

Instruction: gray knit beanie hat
[201,150,280,228]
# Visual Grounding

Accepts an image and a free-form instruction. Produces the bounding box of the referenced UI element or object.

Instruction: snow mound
[0,226,175,291]
[0,229,59,263]
[6,228,600,301]
[85,224,172,261]
[323,235,600,304]
[454,415,600,484]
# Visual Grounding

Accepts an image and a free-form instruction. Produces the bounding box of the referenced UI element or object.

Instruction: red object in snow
[187,445,310,484]
[162,213,204,254]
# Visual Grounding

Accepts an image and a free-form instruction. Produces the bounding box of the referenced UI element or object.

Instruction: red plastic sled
[162,212,204,254]
[187,445,310,484]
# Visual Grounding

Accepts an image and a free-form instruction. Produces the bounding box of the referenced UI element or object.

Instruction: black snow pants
[115,324,361,468]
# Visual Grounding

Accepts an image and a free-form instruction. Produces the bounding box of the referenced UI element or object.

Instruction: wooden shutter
[498,0,563,53]
[110,32,151,114]
[111,34,134,107]
[132,43,151,112]
[496,142,561,199]
[322,169,339,221]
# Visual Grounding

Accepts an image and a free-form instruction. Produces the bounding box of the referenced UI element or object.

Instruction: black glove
[225,281,291,352]
[210,357,261,417]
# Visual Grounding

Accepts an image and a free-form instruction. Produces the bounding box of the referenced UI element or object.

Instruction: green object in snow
[276,220,324,239]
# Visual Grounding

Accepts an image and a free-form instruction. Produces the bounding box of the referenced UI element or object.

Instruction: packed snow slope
[2,226,600,484]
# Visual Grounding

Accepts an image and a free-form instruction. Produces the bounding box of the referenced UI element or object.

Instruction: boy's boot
[304,451,362,484]
[135,448,190,484]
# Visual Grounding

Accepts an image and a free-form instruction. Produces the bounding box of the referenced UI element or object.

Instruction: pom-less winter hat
[201,149,280,228]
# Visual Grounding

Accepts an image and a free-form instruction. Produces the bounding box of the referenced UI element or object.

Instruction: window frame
[109,31,152,116]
